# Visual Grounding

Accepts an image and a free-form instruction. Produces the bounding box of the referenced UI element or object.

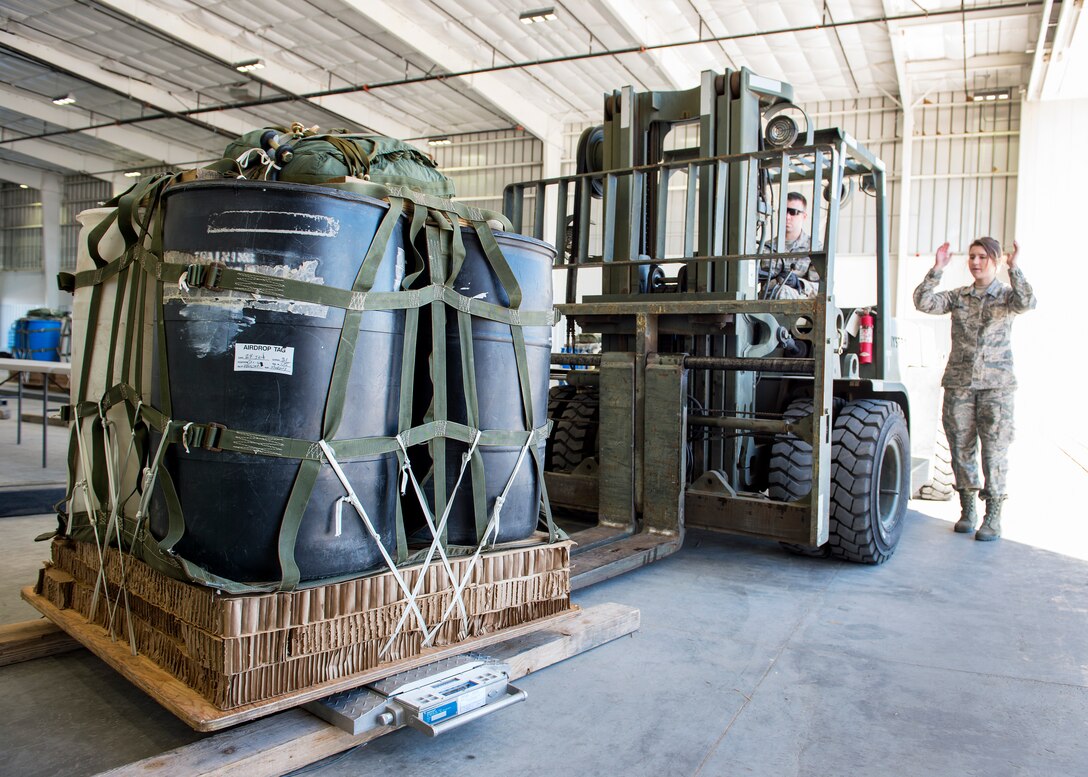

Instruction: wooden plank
[567,524,630,554]
[21,586,577,732]
[0,618,82,666]
[94,603,639,777]
[570,534,682,590]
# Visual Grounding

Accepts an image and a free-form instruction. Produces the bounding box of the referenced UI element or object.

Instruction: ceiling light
[51,94,76,106]
[970,88,1012,103]
[519,7,557,24]
[19,184,28,189]
[234,58,264,73]
[428,137,452,146]
[124,171,142,178]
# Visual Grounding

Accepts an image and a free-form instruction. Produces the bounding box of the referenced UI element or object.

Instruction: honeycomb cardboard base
[33,537,571,714]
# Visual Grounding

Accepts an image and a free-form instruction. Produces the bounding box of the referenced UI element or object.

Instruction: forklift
[504,68,924,588]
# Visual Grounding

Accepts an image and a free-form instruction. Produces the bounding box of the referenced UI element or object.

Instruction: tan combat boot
[975,497,1003,541]
[954,490,978,533]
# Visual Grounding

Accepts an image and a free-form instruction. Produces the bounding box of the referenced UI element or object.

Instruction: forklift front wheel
[827,399,910,564]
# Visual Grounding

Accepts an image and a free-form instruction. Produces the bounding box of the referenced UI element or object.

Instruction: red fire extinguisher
[858,310,874,365]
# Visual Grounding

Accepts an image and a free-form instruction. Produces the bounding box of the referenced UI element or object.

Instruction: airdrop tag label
[234,343,294,375]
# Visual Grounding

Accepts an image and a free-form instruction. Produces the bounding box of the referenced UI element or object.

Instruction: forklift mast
[504,68,907,587]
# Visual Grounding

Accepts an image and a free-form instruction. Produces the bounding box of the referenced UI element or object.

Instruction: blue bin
[13,317,63,361]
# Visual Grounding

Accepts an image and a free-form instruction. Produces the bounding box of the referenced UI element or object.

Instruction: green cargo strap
[275,188,407,590]
[427,224,451,534]
[456,305,490,543]
[133,250,556,327]
[86,203,121,268]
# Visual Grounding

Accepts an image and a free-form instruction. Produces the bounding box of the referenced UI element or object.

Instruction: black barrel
[150,180,405,583]
[439,229,555,545]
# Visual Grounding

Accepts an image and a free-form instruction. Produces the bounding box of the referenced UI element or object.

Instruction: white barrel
[68,208,156,517]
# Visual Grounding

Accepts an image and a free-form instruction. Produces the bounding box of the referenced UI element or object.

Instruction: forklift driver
[760,191,821,299]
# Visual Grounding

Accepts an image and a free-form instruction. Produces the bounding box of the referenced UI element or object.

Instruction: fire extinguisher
[858,310,874,365]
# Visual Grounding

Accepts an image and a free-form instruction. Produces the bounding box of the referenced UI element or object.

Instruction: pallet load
[27,124,566,727]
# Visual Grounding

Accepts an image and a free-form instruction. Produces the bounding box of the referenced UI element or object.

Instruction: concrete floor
[1,413,1086,777]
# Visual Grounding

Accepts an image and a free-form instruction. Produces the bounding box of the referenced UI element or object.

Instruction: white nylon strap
[73,413,112,630]
[429,432,537,639]
[317,439,433,643]
[382,431,482,652]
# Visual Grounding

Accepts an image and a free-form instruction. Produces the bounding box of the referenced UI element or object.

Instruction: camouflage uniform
[913,266,1037,499]
[761,232,821,298]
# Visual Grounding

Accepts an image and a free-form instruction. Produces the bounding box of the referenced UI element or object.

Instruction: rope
[317,439,432,642]
[381,430,483,653]
[428,432,537,640]
[73,412,111,628]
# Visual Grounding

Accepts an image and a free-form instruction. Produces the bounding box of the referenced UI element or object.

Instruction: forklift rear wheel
[914,427,954,501]
[827,399,910,564]
[548,390,599,473]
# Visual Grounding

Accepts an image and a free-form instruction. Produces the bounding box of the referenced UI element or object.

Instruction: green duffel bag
[224,126,455,197]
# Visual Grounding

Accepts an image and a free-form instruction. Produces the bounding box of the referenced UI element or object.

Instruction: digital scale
[305,653,526,737]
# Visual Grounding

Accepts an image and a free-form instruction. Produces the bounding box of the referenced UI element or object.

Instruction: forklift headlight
[765,115,799,149]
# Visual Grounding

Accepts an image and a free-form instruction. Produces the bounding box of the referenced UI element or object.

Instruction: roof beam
[0,138,128,188]
[0,159,64,192]
[0,28,251,138]
[882,0,912,106]
[906,52,1033,75]
[338,0,559,143]
[0,83,212,168]
[1039,0,1084,98]
[894,3,1040,29]
[1026,0,1056,99]
[93,0,418,139]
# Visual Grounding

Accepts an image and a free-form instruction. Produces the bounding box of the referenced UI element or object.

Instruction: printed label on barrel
[234,343,295,375]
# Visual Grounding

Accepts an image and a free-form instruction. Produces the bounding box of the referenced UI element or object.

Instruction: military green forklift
[504,68,926,589]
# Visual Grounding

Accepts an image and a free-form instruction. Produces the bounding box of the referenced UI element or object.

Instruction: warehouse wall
[1012,97,1087,436]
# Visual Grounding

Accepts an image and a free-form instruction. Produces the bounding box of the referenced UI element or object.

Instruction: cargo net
[55,167,559,657]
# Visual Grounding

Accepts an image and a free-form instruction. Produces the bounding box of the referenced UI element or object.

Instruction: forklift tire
[771,398,834,558]
[549,393,599,473]
[767,398,817,502]
[545,385,579,471]
[914,427,954,501]
[827,399,910,564]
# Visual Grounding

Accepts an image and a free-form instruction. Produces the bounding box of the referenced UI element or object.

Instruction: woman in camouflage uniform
[913,237,1036,541]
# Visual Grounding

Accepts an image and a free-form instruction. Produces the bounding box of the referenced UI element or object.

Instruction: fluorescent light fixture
[971,88,1012,103]
[51,94,76,106]
[124,171,142,178]
[519,7,557,24]
[19,184,28,189]
[428,137,452,146]
[234,58,264,73]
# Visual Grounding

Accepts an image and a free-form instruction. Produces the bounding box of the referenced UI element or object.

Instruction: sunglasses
[786,207,805,216]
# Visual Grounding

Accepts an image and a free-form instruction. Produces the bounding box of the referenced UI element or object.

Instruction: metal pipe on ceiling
[0,1,1045,147]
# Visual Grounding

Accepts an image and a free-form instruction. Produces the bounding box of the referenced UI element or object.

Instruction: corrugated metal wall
[910,95,1019,254]
[800,96,903,256]
[0,183,43,271]
[429,129,543,213]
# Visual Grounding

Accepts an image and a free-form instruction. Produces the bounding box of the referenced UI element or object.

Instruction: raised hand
[1007,239,1020,270]
[934,242,952,270]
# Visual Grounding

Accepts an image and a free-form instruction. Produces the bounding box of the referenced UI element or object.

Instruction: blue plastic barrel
[13,317,63,361]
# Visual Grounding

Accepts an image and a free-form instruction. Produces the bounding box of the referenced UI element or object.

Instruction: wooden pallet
[2,602,639,777]
[23,585,585,731]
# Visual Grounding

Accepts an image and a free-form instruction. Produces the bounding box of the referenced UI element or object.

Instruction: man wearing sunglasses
[761,192,821,299]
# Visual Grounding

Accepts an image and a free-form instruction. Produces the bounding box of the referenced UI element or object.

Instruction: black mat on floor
[0,487,65,517]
